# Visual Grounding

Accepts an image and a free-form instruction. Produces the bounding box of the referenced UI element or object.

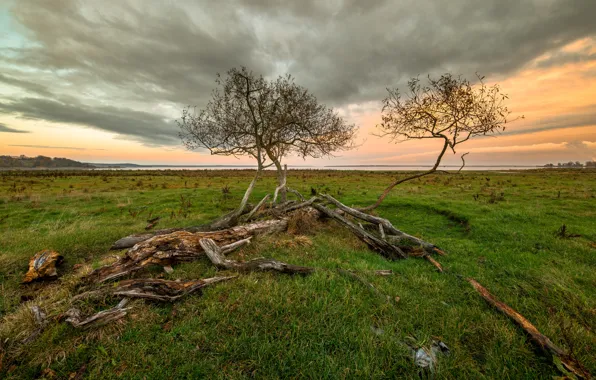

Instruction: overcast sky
[1,0,595,166]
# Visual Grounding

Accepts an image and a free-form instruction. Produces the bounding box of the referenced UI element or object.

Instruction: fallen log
[89,219,289,283]
[110,205,256,250]
[63,298,130,330]
[468,278,591,379]
[312,203,407,260]
[200,238,315,275]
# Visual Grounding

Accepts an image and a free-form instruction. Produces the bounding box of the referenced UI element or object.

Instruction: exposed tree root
[200,238,315,275]
[468,278,591,379]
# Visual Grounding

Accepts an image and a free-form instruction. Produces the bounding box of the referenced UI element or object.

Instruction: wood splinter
[200,238,315,275]
[468,278,591,379]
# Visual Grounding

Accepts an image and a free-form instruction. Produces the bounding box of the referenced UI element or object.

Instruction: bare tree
[179,67,356,210]
[363,73,521,211]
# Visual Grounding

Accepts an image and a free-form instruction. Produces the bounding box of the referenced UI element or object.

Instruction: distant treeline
[544,161,596,168]
[0,155,95,168]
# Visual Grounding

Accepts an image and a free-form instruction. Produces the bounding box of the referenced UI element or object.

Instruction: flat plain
[0,169,595,379]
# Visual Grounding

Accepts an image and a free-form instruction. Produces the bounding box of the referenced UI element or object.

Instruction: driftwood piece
[22,250,63,283]
[468,278,591,379]
[64,298,130,330]
[312,203,407,260]
[200,238,315,275]
[321,194,443,255]
[112,276,236,302]
[90,219,289,283]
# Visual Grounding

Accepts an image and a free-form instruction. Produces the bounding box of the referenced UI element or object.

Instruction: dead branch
[200,238,314,275]
[246,194,271,220]
[63,298,130,330]
[320,194,442,254]
[112,277,236,302]
[424,255,443,272]
[468,278,591,379]
[110,204,257,250]
[312,203,407,260]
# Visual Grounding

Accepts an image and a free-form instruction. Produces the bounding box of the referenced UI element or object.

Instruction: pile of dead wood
[15,189,591,379]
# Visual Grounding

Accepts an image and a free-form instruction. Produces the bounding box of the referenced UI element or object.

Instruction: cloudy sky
[0,0,595,166]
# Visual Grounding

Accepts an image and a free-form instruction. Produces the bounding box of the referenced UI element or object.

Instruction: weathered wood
[110,205,257,250]
[200,238,315,275]
[272,164,287,204]
[22,250,63,283]
[112,276,236,302]
[90,219,289,283]
[246,194,271,220]
[64,298,130,330]
[312,203,407,260]
[468,278,591,379]
[321,194,442,254]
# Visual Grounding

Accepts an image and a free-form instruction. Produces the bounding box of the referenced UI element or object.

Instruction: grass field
[0,169,595,379]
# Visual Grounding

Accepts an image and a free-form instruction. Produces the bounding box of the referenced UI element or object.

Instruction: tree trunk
[211,168,262,229]
[111,170,262,250]
[362,139,450,211]
[273,161,287,203]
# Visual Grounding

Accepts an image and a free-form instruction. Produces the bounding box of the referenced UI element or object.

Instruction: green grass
[0,169,595,379]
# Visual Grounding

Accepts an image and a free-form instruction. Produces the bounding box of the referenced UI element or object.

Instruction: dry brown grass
[286,209,321,235]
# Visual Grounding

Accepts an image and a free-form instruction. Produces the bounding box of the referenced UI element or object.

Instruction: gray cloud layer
[1,0,595,146]
[0,122,29,133]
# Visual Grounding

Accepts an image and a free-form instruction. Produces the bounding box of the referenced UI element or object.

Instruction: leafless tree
[178,67,355,223]
[362,73,521,211]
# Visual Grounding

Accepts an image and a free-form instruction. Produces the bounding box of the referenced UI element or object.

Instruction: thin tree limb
[468,278,591,379]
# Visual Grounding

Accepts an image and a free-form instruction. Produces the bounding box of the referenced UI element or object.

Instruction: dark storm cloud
[1,0,595,146]
[0,122,29,133]
[0,98,179,146]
